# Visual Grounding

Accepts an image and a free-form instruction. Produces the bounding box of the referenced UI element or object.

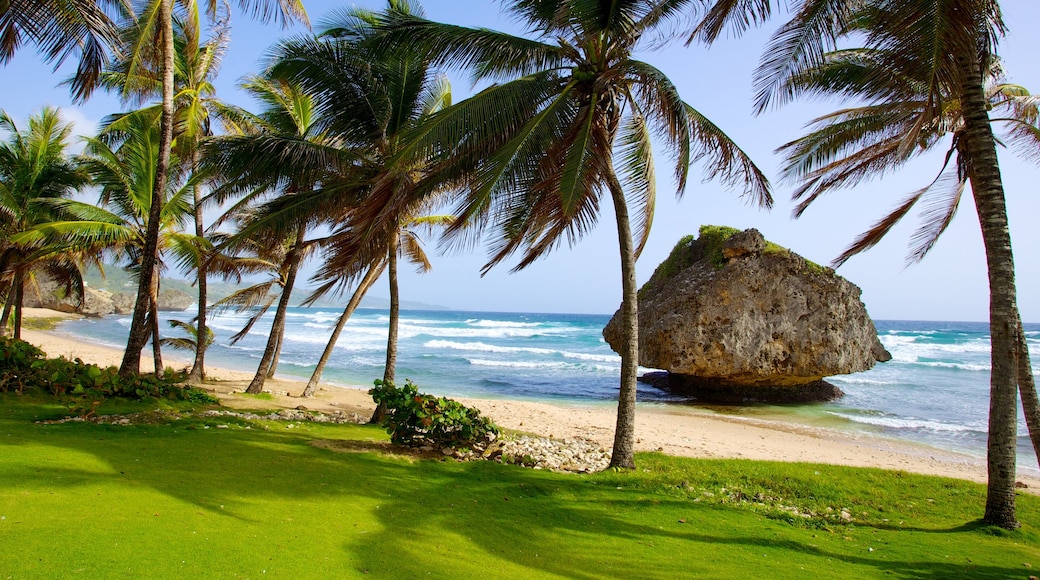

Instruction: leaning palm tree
[23,108,196,375]
[209,222,315,383]
[300,212,452,398]
[270,2,460,400]
[201,75,343,394]
[0,107,91,339]
[688,0,1030,529]
[0,0,127,99]
[101,9,234,382]
[116,0,307,378]
[369,0,771,468]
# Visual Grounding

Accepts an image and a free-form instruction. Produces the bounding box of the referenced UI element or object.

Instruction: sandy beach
[17,307,1040,491]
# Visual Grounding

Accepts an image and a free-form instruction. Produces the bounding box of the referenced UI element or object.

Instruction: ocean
[58,307,1040,472]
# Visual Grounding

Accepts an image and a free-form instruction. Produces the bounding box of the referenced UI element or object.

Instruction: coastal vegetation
[0,393,1037,577]
[0,0,1036,535]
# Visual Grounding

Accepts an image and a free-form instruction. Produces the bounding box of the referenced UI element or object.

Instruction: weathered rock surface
[22,280,114,317]
[110,292,134,315]
[155,289,194,311]
[21,276,194,316]
[603,227,890,402]
[109,288,192,314]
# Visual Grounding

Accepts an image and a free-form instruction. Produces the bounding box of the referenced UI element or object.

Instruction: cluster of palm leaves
[3,0,1037,529]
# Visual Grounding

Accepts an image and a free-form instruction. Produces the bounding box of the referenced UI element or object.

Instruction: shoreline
[15,308,1040,491]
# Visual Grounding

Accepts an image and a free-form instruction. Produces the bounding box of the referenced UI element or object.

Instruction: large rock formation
[603,226,890,403]
[21,277,194,316]
[22,282,115,317]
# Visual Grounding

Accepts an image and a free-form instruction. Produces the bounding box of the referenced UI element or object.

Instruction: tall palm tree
[267,1,459,403]
[101,9,234,382]
[690,0,1029,529]
[0,0,127,99]
[116,0,307,378]
[0,107,91,339]
[369,0,771,468]
[201,75,342,394]
[777,44,1040,471]
[23,108,196,375]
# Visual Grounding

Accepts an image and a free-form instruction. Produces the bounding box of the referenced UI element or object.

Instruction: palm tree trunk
[1,272,20,339]
[303,260,385,397]
[119,0,174,378]
[606,167,639,470]
[188,151,208,383]
[12,271,24,341]
[267,330,283,378]
[245,228,305,394]
[0,281,12,338]
[1017,319,1040,468]
[383,231,400,384]
[149,271,163,378]
[960,54,1020,530]
[369,236,400,425]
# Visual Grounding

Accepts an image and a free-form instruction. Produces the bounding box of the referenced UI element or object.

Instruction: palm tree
[209,222,314,385]
[265,2,459,403]
[116,0,307,378]
[693,0,1029,529]
[0,0,127,99]
[299,258,384,398]
[369,0,771,468]
[0,107,91,339]
[23,108,196,375]
[101,9,233,382]
[201,75,343,394]
[300,212,452,399]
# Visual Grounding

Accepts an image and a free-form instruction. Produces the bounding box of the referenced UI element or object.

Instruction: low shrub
[0,338,218,415]
[370,379,499,450]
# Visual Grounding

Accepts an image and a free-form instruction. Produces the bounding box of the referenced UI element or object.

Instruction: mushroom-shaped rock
[603,226,891,403]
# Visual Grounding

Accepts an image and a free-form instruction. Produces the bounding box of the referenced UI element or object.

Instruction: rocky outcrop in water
[602,226,890,403]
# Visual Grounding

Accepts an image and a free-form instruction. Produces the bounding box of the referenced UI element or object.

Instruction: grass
[233,391,275,401]
[1,395,1038,579]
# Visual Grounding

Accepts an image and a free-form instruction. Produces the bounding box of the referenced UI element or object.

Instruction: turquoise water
[59,308,1040,469]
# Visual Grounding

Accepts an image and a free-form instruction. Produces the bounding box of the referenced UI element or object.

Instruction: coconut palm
[116,0,307,378]
[264,2,460,402]
[22,108,196,375]
[101,9,234,382]
[201,74,344,394]
[368,0,771,468]
[776,46,1040,479]
[0,0,127,99]
[209,221,315,383]
[691,0,1030,528]
[299,259,384,398]
[301,212,452,399]
[0,107,91,339]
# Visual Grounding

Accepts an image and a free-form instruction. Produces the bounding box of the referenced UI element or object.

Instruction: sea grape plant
[370,379,499,450]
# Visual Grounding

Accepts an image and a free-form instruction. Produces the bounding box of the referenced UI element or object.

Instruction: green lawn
[1,395,1037,579]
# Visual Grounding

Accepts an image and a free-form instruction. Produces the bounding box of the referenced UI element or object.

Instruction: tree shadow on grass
[2,415,1035,579]
[343,459,1033,579]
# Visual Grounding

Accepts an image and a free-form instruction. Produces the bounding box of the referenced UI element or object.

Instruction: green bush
[370,379,499,450]
[0,338,218,414]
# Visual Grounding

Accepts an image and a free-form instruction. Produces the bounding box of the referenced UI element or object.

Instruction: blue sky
[3,0,1038,321]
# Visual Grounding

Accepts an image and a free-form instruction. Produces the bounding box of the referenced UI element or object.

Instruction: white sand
[18,308,1040,491]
